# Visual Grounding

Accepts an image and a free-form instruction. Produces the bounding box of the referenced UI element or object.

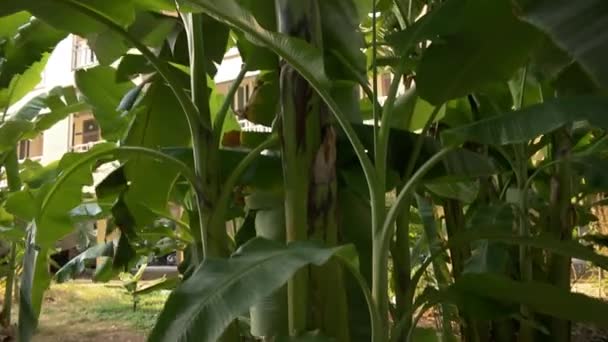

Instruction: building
[12,35,401,165]
[7,34,282,270]
[11,35,268,165]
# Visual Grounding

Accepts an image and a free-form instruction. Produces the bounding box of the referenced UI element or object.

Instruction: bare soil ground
[1,281,166,342]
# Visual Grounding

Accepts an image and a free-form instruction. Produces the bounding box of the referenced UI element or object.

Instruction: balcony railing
[71,140,103,153]
[18,155,42,163]
[239,119,271,133]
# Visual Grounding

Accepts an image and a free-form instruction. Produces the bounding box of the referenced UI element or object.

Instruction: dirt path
[1,282,163,342]
[32,284,149,342]
[34,324,144,342]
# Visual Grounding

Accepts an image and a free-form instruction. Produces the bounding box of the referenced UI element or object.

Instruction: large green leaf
[234,0,278,71]
[184,0,328,87]
[133,0,176,11]
[0,53,50,109]
[169,14,230,77]
[463,204,513,274]
[160,146,283,191]
[25,88,90,135]
[442,96,608,146]
[386,0,465,56]
[122,83,191,228]
[445,273,608,325]
[87,12,178,65]
[0,17,65,88]
[35,144,194,248]
[239,72,279,126]
[75,66,134,140]
[149,238,345,342]
[5,189,37,221]
[320,0,366,81]
[0,87,89,153]
[23,0,135,35]
[85,29,128,66]
[35,143,115,247]
[520,0,608,88]
[0,226,25,242]
[116,54,155,82]
[209,82,241,137]
[134,275,180,295]
[13,86,78,121]
[388,86,446,132]
[449,229,608,270]
[19,228,51,342]
[27,144,197,322]
[351,124,498,184]
[130,13,178,48]
[275,332,334,342]
[54,242,114,283]
[0,3,25,17]
[0,11,30,39]
[35,143,197,248]
[0,120,35,154]
[425,181,479,203]
[415,0,542,104]
[201,15,230,74]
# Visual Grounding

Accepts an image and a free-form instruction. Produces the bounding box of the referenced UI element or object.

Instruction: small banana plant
[118,263,147,312]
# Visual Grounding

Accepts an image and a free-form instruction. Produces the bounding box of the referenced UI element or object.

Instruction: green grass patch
[42,282,169,332]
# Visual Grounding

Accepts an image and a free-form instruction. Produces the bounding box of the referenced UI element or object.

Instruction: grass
[31,281,168,341]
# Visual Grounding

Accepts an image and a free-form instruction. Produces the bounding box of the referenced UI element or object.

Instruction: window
[18,135,43,161]
[72,36,97,70]
[234,84,251,111]
[381,73,392,97]
[72,113,101,151]
[82,119,100,144]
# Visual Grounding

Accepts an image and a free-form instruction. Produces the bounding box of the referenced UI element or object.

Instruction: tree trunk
[309,127,350,342]
[1,149,23,329]
[0,243,17,328]
[248,193,288,338]
[416,194,458,342]
[545,129,574,342]
[275,1,349,339]
[184,13,236,341]
[392,197,412,342]
[444,199,485,342]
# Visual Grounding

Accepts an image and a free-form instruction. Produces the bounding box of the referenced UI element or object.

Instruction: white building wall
[42,37,76,89]
[40,37,75,164]
[214,47,258,83]
[19,40,258,166]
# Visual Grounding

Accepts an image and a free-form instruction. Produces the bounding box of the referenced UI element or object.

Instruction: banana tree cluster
[1,0,608,342]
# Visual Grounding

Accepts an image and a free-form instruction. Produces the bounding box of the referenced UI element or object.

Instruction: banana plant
[118,263,148,312]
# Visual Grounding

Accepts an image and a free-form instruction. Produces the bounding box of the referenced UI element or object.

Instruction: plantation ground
[1,281,168,341]
[0,280,606,341]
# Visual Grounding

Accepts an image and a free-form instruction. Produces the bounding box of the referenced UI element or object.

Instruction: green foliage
[445,272,608,325]
[75,66,135,140]
[519,0,608,88]
[149,238,345,342]
[442,96,608,146]
[55,242,114,283]
[121,83,190,228]
[414,0,542,104]
[0,17,65,89]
